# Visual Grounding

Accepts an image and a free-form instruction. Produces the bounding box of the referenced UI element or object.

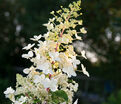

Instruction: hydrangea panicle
[4,0,89,104]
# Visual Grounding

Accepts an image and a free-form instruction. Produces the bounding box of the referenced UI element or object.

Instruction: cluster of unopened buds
[4,0,89,104]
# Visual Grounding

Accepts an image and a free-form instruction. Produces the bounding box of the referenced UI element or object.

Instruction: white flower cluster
[4,0,89,104]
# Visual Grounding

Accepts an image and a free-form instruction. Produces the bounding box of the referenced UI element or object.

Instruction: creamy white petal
[41,78,58,92]
[18,96,27,103]
[74,99,78,104]
[81,64,89,77]
[43,22,54,31]
[22,51,33,59]
[75,33,82,40]
[49,51,60,62]
[37,62,53,74]
[33,74,45,84]
[23,44,35,50]
[30,35,42,41]
[62,66,76,77]
[80,27,87,34]
[23,68,30,74]
[70,56,80,68]
[81,50,87,59]
[36,53,40,60]
[33,75,41,84]
[44,32,49,38]
[28,51,33,57]
[4,87,15,95]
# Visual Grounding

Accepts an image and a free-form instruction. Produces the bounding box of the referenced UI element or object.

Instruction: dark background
[0,0,121,104]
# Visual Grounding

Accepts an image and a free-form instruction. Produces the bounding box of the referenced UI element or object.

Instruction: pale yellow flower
[81,64,89,77]
[80,27,87,34]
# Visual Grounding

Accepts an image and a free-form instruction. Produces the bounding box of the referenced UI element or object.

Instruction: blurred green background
[0,0,121,103]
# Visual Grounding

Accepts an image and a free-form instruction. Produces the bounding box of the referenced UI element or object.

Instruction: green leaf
[15,94,24,100]
[52,90,68,103]
[68,79,73,83]
[33,99,41,104]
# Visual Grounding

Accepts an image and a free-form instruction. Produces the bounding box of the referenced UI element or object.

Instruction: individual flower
[43,32,49,38]
[30,35,42,41]
[36,53,40,60]
[50,11,54,15]
[80,27,87,34]
[78,20,83,25]
[23,68,30,74]
[34,48,41,59]
[37,61,53,74]
[34,74,58,92]
[73,83,78,92]
[23,66,35,74]
[49,51,60,62]
[4,87,15,95]
[22,51,33,59]
[70,56,80,68]
[49,17,55,22]
[81,50,87,59]
[4,87,15,102]
[37,41,47,51]
[62,66,76,77]
[42,77,58,92]
[75,33,82,40]
[22,43,35,50]
[33,74,45,84]
[43,22,54,31]
[14,96,27,104]
[18,96,27,102]
[81,64,89,77]
[58,34,73,44]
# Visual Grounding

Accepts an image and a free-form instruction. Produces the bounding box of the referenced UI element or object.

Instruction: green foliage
[33,99,41,104]
[51,90,68,103]
[103,90,121,104]
[15,94,24,100]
